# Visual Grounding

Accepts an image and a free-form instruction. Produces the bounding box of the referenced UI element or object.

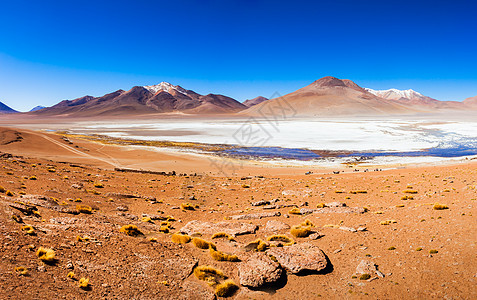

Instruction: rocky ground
[0,130,476,299]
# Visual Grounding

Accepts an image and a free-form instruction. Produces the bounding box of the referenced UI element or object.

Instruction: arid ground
[0,126,476,299]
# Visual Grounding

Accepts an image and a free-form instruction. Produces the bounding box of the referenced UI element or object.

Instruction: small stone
[333,249,342,254]
[309,232,324,240]
[37,265,46,272]
[357,227,367,232]
[66,261,74,269]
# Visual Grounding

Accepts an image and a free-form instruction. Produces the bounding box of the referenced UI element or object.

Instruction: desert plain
[0,121,476,300]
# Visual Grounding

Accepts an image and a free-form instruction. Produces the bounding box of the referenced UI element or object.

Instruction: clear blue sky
[1,0,476,111]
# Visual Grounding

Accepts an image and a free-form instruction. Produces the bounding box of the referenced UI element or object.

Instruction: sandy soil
[0,126,476,299]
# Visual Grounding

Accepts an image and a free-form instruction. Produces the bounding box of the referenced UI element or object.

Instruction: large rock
[264,220,290,232]
[179,280,216,300]
[180,220,258,236]
[227,211,280,220]
[238,253,283,287]
[266,243,328,274]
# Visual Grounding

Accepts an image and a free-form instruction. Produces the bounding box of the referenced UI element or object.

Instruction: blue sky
[1,0,476,111]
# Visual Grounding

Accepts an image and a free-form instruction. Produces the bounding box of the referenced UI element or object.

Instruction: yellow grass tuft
[403,189,418,194]
[6,190,14,196]
[194,265,224,286]
[14,266,28,276]
[119,224,143,236]
[76,205,92,214]
[290,225,312,238]
[433,203,448,210]
[429,249,438,254]
[36,247,56,263]
[180,203,196,211]
[11,214,23,223]
[380,220,397,225]
[141,216,152,223]
[209,247,240,262]
[78,277,89,289]
[171,233,191,244]
[29,176,37,180]
[215,279,238,297]
[21,225,35,235]
[267,234,295,246]
[192,237,215,249]
[67,271,75,279]
[93,182,104,188]
[0,186,5,193]
[288,207,302,215]
[211,232,234,241]
[316,203,326,208]
[76,235,90,242]
[359,273,371,280]
[401,195,414,200]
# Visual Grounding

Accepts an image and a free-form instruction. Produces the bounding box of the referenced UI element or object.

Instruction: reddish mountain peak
[312,76,347,88]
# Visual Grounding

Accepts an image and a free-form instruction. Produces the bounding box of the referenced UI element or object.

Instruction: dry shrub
[14,266,28,276]
[119,224,143,236]
[194,265,224,286]
[433,203,448,210]
[209,248,240,262]
[266,234,295,246]
[21,225,35,235]
[215,279,238,297]
[211,232,234,241]
[244,239,268,252]
[78,277,89,289]
[171,233,191,244]
[288,208,302,215]
[76,205,92,214]
[192,237,215,250]
[180,203,196,211]
[36,247,56,263]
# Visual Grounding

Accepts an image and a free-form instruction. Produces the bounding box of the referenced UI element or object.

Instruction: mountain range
[2,77,476,117]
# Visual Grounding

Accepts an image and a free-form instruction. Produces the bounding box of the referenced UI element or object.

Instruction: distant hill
[33,82,247,117]
[0,101,18,114]
[29,106,46,112]
[243,96,268,107]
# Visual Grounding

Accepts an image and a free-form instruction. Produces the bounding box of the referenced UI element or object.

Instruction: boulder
[264,220,290,232]
[180,220,258,236]
[227,212,280,220]
[266,243,328,274]
[238,253,283,287]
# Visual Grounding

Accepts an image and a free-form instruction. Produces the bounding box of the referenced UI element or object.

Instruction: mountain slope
[463,95,477,107]
[243,96,268,107]
[0,101,18,113]
[29,106,46,112]
[242,76,412,117]
[33,82,246,116]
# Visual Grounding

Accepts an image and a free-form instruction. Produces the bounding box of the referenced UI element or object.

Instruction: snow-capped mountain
[364,88,427,101]
[143,82,189,96]
[29,105,46,112]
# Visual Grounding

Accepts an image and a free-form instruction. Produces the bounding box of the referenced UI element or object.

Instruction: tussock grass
[141,216,152,223]
[93,182,104,188]
[380,220,397,225]
[211,232,234,241]
[11,214,23,223]
[171,233,191,244]
[14,266,28,276]
[78,277,89,289]
[119,224,143,236]
[67,271,75,279]
[359,274,371,280]
[401,195,414,200]
[194,265,224,286]
[76,205,92,214]
[6,190,14,196]
[215,279,238,297]
[403,189,418,194]
[288,208,301,215]
[245,239,268,252]
[209,248,240,262]
[36,247,56,263]
[267,234,295,246]
[76,235,90,242]
[433,203,449,210]
[21,225,35,235]
[192,237,216,250]
[290,225,312,237]
[429,249,438,254]
[316,203,326,208]
[180,203,197,211]
[350,190,367,194]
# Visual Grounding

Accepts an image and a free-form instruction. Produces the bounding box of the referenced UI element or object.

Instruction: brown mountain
[243,96,268,107]
[33,82,247,117]
[242,76,413,117]
[463,95,477,108]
